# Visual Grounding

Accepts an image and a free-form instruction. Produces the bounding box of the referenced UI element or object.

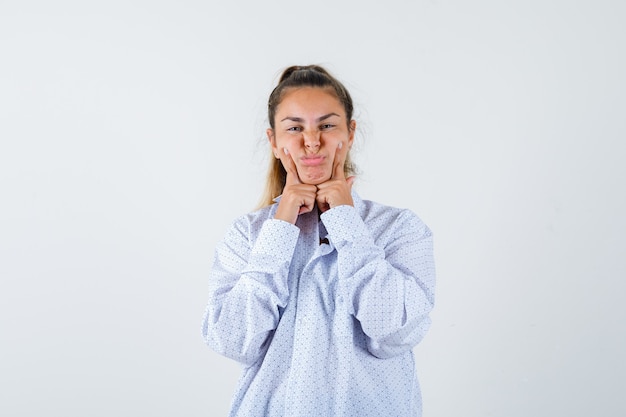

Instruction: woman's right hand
[274,148,317,225]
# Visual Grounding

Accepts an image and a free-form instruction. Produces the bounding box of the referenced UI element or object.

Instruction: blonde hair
[257,65,357,208]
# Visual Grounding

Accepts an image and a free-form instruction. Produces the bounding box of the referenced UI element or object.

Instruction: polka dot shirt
[202,191,435,417]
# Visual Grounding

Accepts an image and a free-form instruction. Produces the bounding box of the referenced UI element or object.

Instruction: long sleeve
[321,204,435,359]
[201,195,434,417]
[201,217,300,367]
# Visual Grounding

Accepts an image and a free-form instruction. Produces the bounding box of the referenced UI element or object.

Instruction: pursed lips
[300,155,325,166]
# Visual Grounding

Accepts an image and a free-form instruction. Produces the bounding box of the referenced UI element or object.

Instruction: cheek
[285,140,306,156]
[325,136,345,153]
[327,131,349,145]
[275,135,297,149]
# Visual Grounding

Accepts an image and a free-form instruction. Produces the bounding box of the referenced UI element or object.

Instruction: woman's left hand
[316,142,355,212]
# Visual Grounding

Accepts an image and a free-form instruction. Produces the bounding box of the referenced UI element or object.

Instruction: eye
[320,123,335,130]
[287,126,302,132]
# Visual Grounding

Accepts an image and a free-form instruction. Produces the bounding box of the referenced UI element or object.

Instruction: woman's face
[267,87,355,185]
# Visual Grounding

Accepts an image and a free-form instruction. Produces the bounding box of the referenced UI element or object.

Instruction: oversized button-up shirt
[202,191,435,417]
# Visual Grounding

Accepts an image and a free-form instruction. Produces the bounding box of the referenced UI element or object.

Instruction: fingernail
[338,142,343,149]
[283,147,289,155]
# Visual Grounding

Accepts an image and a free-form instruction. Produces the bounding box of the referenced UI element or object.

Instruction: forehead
[277,87,345,117]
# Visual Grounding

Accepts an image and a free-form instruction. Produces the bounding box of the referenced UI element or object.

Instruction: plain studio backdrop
[1,1,625,416]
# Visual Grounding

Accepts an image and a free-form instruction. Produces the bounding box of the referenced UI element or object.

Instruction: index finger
[279,147,302,185]
[331,141,347,180]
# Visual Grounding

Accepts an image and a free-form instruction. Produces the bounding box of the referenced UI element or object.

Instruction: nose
[303,130,320,151]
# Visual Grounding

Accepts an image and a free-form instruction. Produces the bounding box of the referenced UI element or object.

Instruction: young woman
[202,65,435,417]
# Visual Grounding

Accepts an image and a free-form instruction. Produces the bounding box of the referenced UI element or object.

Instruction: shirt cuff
[321,205,371,245]
[251,218,300,260]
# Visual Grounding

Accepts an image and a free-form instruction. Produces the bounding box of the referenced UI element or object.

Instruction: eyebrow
[280,113,341,123]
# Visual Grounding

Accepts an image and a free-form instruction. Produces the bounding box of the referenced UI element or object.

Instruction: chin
[300,170,331,185]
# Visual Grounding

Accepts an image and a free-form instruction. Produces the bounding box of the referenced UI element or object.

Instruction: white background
[1,1,625,416]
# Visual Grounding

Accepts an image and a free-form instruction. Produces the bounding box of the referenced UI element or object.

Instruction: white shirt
[202,191,435,417]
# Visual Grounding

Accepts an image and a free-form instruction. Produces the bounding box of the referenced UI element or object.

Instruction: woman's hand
[316,142,355,213]
[274,148,318,224]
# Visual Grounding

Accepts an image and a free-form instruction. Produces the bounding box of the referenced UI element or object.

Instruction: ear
[267,128,279,158]
[348,120,356,148]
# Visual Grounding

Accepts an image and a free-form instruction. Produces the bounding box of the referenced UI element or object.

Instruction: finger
[346,175,356,189]
[331,141,346,180]
[280,147,301,185]
[315,192,330,213]
[298,187,317,214]
[299,201,315,215]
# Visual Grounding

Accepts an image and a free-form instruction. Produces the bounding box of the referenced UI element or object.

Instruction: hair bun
[278,65,330,83]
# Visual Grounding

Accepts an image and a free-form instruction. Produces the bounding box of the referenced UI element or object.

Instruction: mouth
[300,155,325,167]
